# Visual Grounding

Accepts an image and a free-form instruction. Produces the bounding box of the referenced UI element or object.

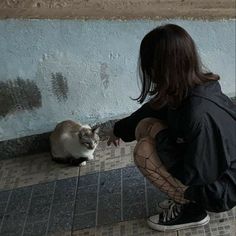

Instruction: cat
[50,120,100,166]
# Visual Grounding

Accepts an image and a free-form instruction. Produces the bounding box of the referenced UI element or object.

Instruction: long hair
[136,24,219,108]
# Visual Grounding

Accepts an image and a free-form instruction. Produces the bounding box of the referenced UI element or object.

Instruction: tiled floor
[0,140,235,236]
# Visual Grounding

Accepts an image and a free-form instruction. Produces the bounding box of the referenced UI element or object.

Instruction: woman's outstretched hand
[107,130,120,147]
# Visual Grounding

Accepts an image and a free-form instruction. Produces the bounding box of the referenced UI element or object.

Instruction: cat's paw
[88,155,94,160]
[80,161,87,166]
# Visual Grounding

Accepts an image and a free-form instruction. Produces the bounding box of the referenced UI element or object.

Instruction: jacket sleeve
[113,103,167,142]
[182,116,236,212]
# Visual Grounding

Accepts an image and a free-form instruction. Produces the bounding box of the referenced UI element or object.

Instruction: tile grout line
[95,170,101,227]
[121,168,123,221]
[45,181,57,236]
[21,187,34,236]
[0,190,13,234]
[71,166,81,236]
[144,178,149,217]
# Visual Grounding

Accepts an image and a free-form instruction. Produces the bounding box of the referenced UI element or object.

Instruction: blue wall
[0,19,235,141]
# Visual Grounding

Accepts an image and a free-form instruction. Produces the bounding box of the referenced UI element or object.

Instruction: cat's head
[78,126,100,150]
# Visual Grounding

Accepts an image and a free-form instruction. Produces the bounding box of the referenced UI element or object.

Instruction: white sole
[147,214,210,232]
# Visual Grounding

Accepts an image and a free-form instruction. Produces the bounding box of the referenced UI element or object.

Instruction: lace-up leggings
[134,118,189,204]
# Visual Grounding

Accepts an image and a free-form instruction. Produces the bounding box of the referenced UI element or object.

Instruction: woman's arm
[113,103,167,142]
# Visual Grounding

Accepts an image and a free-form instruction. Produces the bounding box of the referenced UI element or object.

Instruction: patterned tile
[0,140,236,236]
[0,152,79,191]
[72,219,178,236]
[0,141,135,191]
[80,141,136,176]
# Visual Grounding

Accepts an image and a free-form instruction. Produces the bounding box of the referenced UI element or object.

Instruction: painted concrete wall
[0,19,235,141]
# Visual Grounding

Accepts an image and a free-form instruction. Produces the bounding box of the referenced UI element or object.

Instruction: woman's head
[137,24,218,107]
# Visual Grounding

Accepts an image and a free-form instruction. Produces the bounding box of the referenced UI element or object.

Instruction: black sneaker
[147,201,210,231]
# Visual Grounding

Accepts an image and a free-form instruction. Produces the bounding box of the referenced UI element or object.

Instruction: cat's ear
[92,126,100,134]
[77,131,83,139]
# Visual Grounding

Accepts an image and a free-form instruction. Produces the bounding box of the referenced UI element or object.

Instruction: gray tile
[123,178,145,203]
[99,169,121,195]
[0,190,11,202]
[75,185,97,215]
[122,166,144,180]
[123,202,146,221]
[78,173,99,187]
[123,186,145,203]
[23,221,48,236]
[55,177,77,190]
[1,213,27,236]
[97,193,121,225]
[26,203,51,223]
[73,212,96,230]
[53,177,77,204]
[147,186,167,216]
[0,202,6,215]
[48,202,74,233]
[32,182,55,196]
[6,187,32,214]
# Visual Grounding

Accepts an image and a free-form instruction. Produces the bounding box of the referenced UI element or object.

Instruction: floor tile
[79,141,136,176]
[48,202,75,234]
[73,212,96,231]
[146,183,167,216]
[53,177,77,204]
[5,186,32,214]
[0,152,79,191]
[0,213,27,236]
[123,202,146,221]
[75,185,98,215]
[97,193,121,225]
[0,190,11,202]
[99,169,121,195]
[78,173,99,187]
[122,166,143,180]
[72,219,178,236]
[26,195,52,223]
[32,182,55,196]
[23,221,48,236]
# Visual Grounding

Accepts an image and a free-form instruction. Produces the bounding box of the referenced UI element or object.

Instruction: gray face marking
[0,77,42,118]
[79,128,100,149]
[51,72,68,102]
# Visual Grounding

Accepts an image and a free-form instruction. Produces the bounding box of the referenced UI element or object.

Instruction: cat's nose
[89,144,95,150]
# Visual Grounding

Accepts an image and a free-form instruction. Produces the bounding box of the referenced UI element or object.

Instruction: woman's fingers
[107,137,120,147]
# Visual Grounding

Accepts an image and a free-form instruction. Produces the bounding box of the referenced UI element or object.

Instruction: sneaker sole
[147,214,210,232]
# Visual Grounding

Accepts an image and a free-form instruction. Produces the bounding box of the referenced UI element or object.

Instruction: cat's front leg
[80,161,87,166]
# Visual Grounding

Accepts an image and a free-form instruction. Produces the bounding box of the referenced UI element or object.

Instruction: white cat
[50,120,100,166]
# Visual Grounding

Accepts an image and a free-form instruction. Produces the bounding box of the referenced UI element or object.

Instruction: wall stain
[0,77,42,118]
[51,72,68,102]
[100,63,109,89]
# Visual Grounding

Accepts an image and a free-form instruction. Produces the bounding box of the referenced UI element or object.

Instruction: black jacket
[114,81,236,212]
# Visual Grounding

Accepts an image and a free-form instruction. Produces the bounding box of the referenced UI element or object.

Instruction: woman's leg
[134,118,189,204]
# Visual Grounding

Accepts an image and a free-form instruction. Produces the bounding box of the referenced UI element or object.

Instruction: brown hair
[136,24,219,108]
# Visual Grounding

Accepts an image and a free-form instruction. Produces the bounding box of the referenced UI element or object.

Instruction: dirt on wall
[0,0,235,19]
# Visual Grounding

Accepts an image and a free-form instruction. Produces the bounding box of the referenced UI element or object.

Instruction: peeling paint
[100,63,109,89]
[0,77,42,118]
[51,72,68,102]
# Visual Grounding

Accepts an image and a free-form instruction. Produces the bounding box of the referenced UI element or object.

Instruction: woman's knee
[133,137,155,164]
[135,117,167,141]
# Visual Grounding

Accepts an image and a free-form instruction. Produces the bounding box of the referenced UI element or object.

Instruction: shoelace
[161,200,182,223]
[158,199,173,209]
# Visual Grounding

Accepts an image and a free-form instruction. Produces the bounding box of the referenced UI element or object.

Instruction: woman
[107,24,236,231]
